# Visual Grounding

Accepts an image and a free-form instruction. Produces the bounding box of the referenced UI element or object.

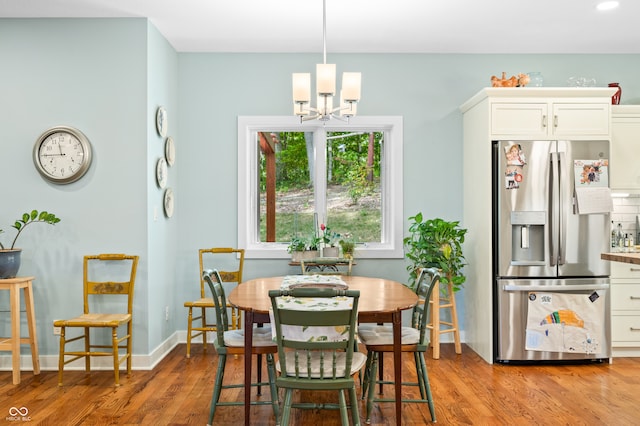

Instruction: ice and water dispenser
[510,211,546,265]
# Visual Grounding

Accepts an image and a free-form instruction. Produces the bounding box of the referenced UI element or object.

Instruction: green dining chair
[269,287,365,426]
[202,269,279,426]
[358,267,439,423]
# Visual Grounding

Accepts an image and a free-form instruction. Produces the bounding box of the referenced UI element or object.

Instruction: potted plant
[287,236,308,262]
[403,213,467,291]
[305,234,321,259]
[0,210,61,279]
[339,236,355,259]
[320,223,340,257]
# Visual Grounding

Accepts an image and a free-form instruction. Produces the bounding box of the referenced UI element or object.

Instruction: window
[238,116,403,259]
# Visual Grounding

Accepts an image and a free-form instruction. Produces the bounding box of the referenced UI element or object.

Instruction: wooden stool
[427,278,461,359]
[0,276,40,384]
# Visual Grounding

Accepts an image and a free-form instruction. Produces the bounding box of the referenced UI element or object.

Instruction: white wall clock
[156,106,168,137]
[33,125,93,184]
[165,136,175,166]
[156,158,168,188]
[163,188,174,218]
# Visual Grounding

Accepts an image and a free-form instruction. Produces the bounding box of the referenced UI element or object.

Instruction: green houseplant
[0,210,61,279]
[404,213,467,291]
[287,236,308,262]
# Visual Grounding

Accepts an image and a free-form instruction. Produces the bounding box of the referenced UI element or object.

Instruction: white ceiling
[1,0,638,54]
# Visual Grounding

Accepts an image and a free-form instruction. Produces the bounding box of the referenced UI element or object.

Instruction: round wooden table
[228,275,418,426]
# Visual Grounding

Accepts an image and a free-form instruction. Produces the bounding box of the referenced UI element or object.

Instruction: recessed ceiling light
[597,1,619,11]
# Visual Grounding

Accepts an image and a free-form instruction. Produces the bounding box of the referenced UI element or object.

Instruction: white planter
[322,247,339,258]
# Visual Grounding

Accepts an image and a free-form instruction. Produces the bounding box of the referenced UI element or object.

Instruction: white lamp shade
[316,63,336,96]
[292,73,311,103]
[341,72,361,102]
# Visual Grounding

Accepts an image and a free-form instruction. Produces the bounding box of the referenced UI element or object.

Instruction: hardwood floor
[1,344,639,425]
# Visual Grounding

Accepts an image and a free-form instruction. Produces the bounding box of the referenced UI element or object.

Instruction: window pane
[325,132,382,245]
[258,131,316,243]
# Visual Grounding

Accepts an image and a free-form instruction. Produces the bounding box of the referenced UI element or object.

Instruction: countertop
[601,252,640,265]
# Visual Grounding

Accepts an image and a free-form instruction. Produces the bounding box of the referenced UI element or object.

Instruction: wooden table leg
[392,310,402,426]
[244,310,254,426]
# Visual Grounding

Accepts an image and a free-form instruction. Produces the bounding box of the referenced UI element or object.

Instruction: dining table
[227,275,419,426]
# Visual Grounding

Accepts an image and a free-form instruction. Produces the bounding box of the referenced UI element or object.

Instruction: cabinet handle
[630,296,640,300]
[631,327,640,331]
[542,115,547,128]
[630,268,640,272]
[553,115,558,128]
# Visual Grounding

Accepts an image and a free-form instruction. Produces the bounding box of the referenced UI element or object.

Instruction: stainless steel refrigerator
[493,140,611,363]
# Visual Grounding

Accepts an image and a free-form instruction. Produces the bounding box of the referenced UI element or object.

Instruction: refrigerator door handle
[549,151,559,266]
[503,284,610,292]
[557,151,567,265]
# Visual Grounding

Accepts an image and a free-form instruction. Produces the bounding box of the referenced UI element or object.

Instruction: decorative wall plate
[156,158,168,188]
[156,106,168,137]
[163,188,174,218]
[165,136,175,166]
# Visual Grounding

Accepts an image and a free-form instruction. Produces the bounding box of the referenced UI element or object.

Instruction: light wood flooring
[1,344,639,425]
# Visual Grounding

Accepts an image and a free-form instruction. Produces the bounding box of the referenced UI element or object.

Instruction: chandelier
[292,0,361,122]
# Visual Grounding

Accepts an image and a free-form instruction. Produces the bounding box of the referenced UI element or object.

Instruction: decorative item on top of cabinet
[608,83,622,105]
[490,72,530,87]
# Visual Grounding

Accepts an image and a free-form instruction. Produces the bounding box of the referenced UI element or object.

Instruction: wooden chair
[184,247,244,358]
[300,257,353,275]
[53,254,139,386]
[358,267,439,423]
[203,269,279,426]
[268,287,365,425]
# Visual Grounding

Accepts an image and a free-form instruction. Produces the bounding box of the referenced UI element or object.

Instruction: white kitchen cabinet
[611,105,640,189]
[491,102,610,138]
[610,262,640,356]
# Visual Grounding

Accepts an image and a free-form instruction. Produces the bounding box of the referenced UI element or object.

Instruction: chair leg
[266,354,280,423]
[365,352,379,424]
[257,353,263,395]
[127,322,133,377]
[208,354,227,425]
[417,352,436,422]
[84,327,91,373]
[361,351,373,399]
[338,390,349,425]
[57,327,66,386]
[280,388,294,426]
[349,385,361,426]
[186,307,193,358]
[112,328,120,386]
[377,352,384,394]
[201,307,208,352]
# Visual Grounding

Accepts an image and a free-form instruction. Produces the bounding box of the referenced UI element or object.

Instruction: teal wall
[1,17,639,360]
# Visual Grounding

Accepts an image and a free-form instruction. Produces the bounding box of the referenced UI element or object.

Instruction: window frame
[238,115,403,259]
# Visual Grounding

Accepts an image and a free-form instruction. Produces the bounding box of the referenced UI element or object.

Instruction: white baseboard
[0,329,471,373]
[0,331,182,372]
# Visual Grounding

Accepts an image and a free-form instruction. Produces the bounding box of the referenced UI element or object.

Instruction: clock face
[33,126,92,184]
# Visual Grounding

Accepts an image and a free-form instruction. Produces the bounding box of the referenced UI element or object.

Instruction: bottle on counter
[611,221,617,249]
[617,223,624,248]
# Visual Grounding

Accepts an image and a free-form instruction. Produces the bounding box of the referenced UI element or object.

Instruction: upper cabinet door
[611,106,640,189]
[491,103,548,137]
[491,102,610,139]
[552,103,610,137]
